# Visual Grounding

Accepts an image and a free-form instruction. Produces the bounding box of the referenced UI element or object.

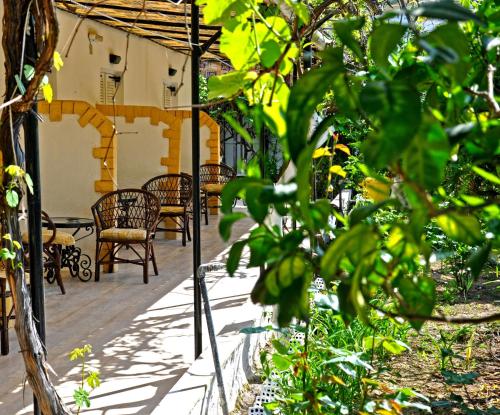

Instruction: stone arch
[95,104,220,174]
[38,100,117,195]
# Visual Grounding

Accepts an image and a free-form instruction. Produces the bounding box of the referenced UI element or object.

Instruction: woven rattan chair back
[142,174,192,208]
[200,163,236,186]
[91,189,160,232]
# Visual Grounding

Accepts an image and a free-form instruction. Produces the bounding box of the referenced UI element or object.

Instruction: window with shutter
[100,71,123,104]
[163,82,177,109]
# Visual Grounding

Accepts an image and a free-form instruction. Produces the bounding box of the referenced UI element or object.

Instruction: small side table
[42,217,94,282]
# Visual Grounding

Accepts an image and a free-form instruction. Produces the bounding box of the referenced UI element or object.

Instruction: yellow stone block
[163,129,179,140]
[49,101,63,122]
[98,122,115,137]
[101,167,115,181]
[90,113,105,129]
[100,136,115,148]
[38,101,49,114]
[94,180,115,193]
[92,148,109,159]
[78,107,97,127]
[74,101,90,115]
[124,106,135,123]
[150,108,160,125]
[61,101,75,114]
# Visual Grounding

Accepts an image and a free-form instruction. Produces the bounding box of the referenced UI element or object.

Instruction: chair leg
[204,193,209,225]
[143,243,150,284]
[52,246,65,295]
[182,215,187,247]
[151,243,158,276]
[95,240,101,282]
[1,280,8,355]
[186,214,192,242]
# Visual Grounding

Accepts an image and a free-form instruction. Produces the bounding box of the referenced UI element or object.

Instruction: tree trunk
[1,1,71,414]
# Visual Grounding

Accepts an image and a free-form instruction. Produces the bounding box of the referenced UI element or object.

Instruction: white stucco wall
[116,118,167,188]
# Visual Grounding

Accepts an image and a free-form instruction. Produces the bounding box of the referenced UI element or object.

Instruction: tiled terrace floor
[0,215,255,414]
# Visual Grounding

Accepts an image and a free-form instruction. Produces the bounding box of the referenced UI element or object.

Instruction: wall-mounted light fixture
[88,30,103,54]
[168,66,177,76]
[109,53,122,65]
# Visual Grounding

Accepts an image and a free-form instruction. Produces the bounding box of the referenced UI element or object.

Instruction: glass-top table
[42,217,94,282]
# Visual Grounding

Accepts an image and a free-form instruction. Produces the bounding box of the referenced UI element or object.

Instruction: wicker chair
[142,173,192,246]
[1,265,30,356]
[21,211,73,295]
[91,189,160,284]
[200,163,236,225]
[0,270,13,355]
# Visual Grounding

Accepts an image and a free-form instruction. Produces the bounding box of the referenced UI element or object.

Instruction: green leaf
[382,338,409,355]
[208,71,255,99]
[260,39,282,68]
[410,0,482,24]
[441,370,479,385]
[24,173,34,194]
[278,255,307,288]
[472,166,500,186]
[227,240,246,276]
[73,387,91,408]
[0,248,16,260]
[423,23,470,83]
[245,185,268,223]
[286,57,343,163]
[370,23,407,69]
[219,212,247,241]
[86,371,101,389]
[14,74,26,94]
[5,190,19,208]
[403,123,450,190]
[222,113,252,144]
[436,213,482,245]
[272,353,292,370]
[349,200,395,226]
[287,0,310,24]
[220,177,264,214]
[239,325,276,334]
[23,64,35,81]
[260,183,297,204]
[220,21,258,70]
[321,225,378,279]
[272,339,289,355]
[198,0,250,25]
[333,18,365,61]
[465,243,492,280]
[360,81,422,167]
[395,275,436,330]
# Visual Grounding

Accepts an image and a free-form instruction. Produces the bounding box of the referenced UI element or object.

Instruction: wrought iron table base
[61,245,92,282]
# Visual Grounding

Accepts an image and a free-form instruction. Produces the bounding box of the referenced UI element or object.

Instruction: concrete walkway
[0,216,256,415]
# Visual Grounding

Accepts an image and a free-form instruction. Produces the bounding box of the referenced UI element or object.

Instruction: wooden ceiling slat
[60,0,193,14]
[56,3,219,30]
[103,20,215,38]
[55,0,224,57]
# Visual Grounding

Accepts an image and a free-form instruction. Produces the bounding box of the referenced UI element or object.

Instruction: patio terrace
[0,215,255,415]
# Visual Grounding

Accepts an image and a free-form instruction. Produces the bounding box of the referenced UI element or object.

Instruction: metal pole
[24,105,45,338]
[198,263,229,415]
[191,0,203,359]
[24,15,45,415]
